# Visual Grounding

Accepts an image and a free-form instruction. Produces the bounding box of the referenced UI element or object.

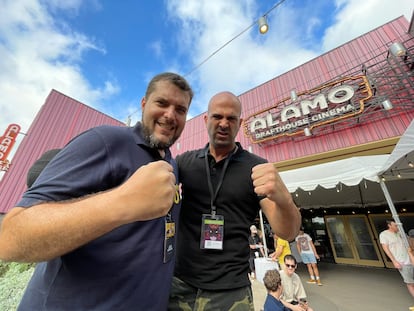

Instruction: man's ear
[141,96,147,111]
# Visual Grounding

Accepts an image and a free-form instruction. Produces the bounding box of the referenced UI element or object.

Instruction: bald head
[204,91,243,155]
[207,91,242,117]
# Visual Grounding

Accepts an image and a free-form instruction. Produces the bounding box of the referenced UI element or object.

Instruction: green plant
[0,261,35,311]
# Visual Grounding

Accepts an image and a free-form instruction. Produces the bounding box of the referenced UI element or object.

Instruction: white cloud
[0,0,117,135]
[323,0,413,51]
[167,0,320,114]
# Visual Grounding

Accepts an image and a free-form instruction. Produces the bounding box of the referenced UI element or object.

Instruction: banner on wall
[0,123,21,171]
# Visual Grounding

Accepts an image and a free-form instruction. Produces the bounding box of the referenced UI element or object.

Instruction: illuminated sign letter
[281,106,301,122]
[328,85,354,104]
[251,118,267,132]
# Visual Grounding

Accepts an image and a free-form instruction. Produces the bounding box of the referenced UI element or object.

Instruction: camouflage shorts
[168,276,255,311]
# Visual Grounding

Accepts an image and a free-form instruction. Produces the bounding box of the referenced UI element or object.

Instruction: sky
[0,0,412,139]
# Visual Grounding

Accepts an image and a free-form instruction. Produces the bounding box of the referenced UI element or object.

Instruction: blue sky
[0,0,412,138]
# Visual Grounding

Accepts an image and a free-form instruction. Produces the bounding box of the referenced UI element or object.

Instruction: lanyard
[204,145,238,216]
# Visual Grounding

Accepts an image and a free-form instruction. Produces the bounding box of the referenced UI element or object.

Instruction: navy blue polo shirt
[174,143,267,290]
[17,123,180,311]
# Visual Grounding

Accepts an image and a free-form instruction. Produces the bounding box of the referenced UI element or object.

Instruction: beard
[141,123,177,150]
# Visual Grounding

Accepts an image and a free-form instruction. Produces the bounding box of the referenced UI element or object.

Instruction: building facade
[171,15,414,267]
[1,16,413,268]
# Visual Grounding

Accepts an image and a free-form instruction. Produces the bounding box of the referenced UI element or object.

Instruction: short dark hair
[284,254,298,264]
[27,149,61,188]
[145,72,193,103]
[263,269,281,292]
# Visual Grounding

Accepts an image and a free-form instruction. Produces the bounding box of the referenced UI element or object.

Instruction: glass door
[325,216,354,264]
[325,215,384,266]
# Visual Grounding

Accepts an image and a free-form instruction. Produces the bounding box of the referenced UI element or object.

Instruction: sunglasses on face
[285,264,296,269]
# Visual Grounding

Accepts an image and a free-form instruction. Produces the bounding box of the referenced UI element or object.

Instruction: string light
[184,0,287,76]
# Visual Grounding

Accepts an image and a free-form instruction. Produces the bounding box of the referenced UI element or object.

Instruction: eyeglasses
[285,264,296,269]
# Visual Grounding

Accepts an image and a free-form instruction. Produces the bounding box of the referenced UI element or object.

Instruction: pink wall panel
[0,90,123,213]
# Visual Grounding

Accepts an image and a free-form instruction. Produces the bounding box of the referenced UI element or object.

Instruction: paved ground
[252,261,414,311]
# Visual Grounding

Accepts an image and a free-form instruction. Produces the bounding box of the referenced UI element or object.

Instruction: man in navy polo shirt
[0,72,193,310]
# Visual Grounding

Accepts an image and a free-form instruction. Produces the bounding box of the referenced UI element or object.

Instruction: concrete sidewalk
[252,262,413,311]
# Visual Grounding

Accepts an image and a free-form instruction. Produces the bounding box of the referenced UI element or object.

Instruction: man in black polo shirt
[169,91,301,310]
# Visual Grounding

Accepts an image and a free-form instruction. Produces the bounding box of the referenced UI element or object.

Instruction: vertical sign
[0,124,21,171]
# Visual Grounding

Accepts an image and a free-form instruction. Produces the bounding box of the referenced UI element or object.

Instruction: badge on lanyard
[164,214,175,263]
[200,214,224,250]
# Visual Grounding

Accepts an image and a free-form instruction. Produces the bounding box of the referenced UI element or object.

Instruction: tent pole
[259,209,269,257]
[379,180,409,248]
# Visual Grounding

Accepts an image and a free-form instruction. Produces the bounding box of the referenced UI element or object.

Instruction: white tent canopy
[280,155,388,192]
[378,118,414,248]
[279,118,414,210]
[379,118,414,181]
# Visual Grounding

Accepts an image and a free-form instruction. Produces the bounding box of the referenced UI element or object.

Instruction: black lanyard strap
[204,145,238,216]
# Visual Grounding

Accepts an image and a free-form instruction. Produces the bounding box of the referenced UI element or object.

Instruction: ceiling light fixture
[304,127,312,137]
[389,42,407,57]
[290,89,298,101]
[382,99,393,110]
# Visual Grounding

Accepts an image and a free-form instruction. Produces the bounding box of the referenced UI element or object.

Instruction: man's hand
[112,161,177,222]
[251,163,290,204]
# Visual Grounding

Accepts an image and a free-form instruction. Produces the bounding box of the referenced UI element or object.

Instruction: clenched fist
[113,161,177,222]
[251,162,290,204]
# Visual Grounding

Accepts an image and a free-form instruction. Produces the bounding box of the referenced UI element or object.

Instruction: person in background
[169,91,301,310]
[279,254,314,311]
[407,229,414,266]
[26,149,62,188]
[380,219,414,311]
[0,72,193,311]
[263,269,290,311]
[270,232,291,270]
[249,224,265,279]
[295,227,322,286]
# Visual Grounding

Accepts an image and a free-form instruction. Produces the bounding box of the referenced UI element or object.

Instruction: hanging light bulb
[258,16,269,34]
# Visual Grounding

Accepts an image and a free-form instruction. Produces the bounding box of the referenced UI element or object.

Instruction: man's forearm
[262,198,301,241]
[0,193,122,262]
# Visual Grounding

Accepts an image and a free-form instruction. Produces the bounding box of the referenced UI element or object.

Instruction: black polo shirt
[175,143,267,290]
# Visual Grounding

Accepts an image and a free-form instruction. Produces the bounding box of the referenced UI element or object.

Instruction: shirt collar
[132,122,172,161]
[197,142,243,159]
